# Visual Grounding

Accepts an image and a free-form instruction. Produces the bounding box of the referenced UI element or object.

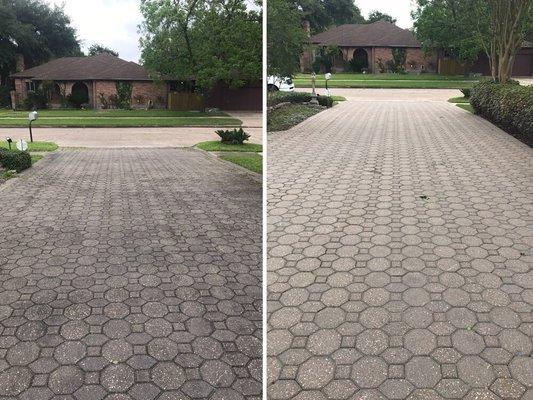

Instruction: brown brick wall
[131,82,168,109]
[94,81,168,109]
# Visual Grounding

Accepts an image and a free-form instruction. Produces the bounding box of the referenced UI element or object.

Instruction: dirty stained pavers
[267,95,533,399]
[0,149,262,399]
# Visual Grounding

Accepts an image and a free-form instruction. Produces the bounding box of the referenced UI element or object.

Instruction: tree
[412,0,485,69]
[0,0,81,85]
[139,0,261,91]
[474,0,532,83]
[267,0,305,76]
[88,44,119,57]
[295,0,365,33]
[367,10,397,24]
[413,0,531,82]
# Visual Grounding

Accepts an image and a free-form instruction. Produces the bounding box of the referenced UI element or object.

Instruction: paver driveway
[0,149,262,399]
[268,92,533,399]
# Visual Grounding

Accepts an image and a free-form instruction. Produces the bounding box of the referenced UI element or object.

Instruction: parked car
[267,76,294,92]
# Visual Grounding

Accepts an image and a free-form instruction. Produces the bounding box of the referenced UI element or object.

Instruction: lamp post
[5,137,12,150]
[310,72,319,105]
[28,111,37,143]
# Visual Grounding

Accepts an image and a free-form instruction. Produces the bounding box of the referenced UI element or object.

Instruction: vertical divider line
[262,1,268,399]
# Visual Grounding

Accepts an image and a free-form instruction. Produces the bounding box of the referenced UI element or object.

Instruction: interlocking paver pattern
[0,149,262,399]
[267,93,533,399]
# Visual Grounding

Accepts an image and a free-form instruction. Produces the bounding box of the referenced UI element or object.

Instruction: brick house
[301,21,437,73]
[10,53,170,110]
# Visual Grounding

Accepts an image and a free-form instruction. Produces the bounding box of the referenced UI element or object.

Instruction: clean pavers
[267,91,533,399]
[0,149,262,399]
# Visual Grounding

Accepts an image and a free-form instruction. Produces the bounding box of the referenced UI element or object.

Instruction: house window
[25,81,36,92]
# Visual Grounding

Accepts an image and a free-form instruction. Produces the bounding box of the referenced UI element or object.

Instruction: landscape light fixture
[310,72,319,105]
[5,137,12,150]
[28,111,38,142]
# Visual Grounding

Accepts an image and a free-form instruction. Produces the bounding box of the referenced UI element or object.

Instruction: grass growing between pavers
[268,104,323,132]
[456,103,474,113]
[196,141,262,152]
[0,141,58,152]
[294,73,478,89]
[219,153,262,174]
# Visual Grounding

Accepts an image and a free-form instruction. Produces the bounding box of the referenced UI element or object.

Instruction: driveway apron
[268,94,533,399]
[0,149,262,399]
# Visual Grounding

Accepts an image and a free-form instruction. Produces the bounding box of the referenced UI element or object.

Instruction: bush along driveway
[267,91,336,132]
[0,140,58,181]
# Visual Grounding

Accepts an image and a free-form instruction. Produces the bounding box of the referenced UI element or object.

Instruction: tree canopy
[88,44,119,57]
[413,0,531,81]
[139,0,262,92]
[412,0,483,65]
[0,0,81,85]
[294,0,365,33]
[267,0,305,77]
[367,10,396,24]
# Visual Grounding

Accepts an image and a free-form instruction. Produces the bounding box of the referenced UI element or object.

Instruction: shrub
[391,48,407,73]
[215,128,250,144]
[0,148,32,172]
[116,81,132,109]
[267,91,334,108]
[470,81,533,147]
[268,91,312,107]
[317,95,333,108]
[23,89,48,110]
[460,88,471,98]
[67,91,88,109]
[0,85,11,108]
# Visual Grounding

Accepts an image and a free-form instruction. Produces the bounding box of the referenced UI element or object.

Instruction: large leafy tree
[139,0,261,91]
[88,44,119,57]
[475,0,531,83]
[412,0,483,67]
[413,0,531,82]
[267,0,305,77]
[295,0,365,33]
[0,0,81,85]
[367,10,396,24]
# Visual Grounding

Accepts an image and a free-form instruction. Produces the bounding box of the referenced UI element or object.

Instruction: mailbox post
[28,111,38,143]
[325,73,332,97]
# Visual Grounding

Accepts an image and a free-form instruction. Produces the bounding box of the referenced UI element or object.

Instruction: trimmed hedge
[0,148,32,172]
[267,91,334,108]
[470,81,533,147]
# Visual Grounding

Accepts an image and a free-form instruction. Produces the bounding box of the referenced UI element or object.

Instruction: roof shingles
[310,21,421,48]
[11,54,154,81]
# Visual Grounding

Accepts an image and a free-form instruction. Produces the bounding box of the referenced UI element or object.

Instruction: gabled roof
[310,20,421,48]
[11,54,155,81]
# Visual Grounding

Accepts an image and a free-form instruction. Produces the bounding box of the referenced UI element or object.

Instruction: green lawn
[196,141,262,152]
[294,73,478,89]
[0,141,58,151]
[448,96,470,103]
[0,109,241,127]
[219,153,262,174]
[31,154,43,164]
[268,104,323,132]
[331,95,346,101]
[457,103,474,113]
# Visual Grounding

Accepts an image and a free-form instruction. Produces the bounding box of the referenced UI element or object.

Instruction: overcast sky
[46,0,415,63]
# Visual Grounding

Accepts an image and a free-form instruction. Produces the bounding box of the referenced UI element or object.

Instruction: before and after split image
[0,0,531,399]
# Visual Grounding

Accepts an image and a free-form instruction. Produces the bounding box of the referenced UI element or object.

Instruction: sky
[356,0,415,29]
[46,0,415,63]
